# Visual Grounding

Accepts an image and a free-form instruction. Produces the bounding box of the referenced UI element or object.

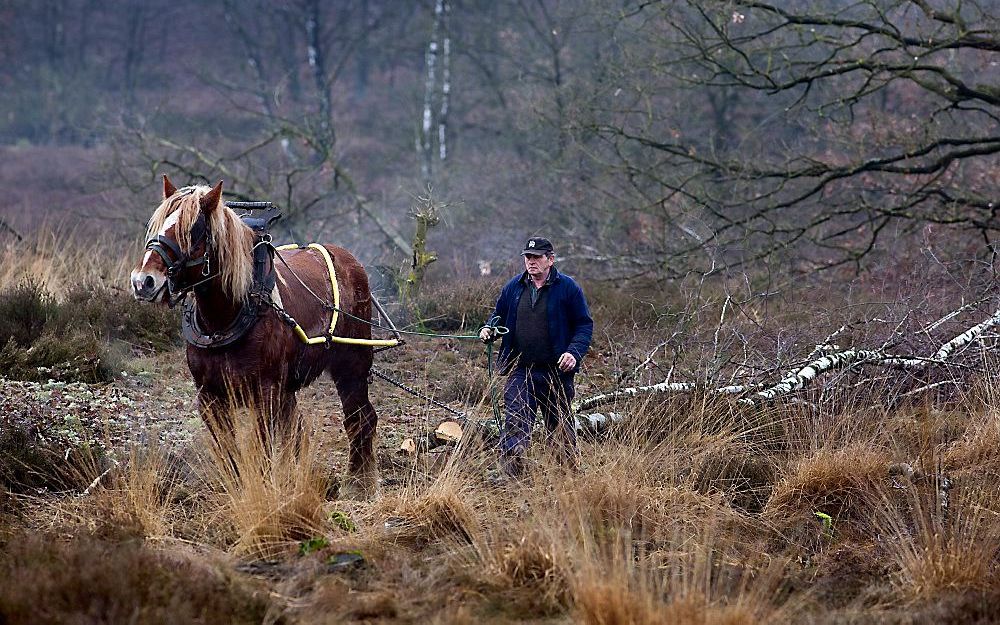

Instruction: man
[480,236,593,476]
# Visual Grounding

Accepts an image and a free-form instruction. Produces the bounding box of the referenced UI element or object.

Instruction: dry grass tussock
[374,458,481,547]
[86,445,177,540]
[197,408,332,558]
[562,445,751,546]
[570,527,791,625]
[765,444,894,523]
[876,482,1000,599]
[0,531,271,624]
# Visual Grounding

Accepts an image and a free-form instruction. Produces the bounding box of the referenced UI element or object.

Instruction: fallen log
[573,303,1000,416]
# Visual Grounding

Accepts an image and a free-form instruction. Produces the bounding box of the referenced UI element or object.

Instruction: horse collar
[182,233,277,349]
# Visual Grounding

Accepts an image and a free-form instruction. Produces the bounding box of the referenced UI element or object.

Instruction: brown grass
[877,483,1000,599]
[375,463,480,547]
[200,410,332,558]
[0,227,137,296]
[87,445,177,540]
[569,524,789,625]
[944,409,1000,479]
[765,445,893,521]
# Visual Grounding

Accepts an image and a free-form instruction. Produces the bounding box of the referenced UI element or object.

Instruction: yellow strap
[275,243,400,348]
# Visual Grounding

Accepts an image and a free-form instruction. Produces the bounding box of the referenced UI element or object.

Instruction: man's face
[523,252,554,278]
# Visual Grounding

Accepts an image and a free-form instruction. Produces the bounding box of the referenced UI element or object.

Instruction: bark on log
[747,349,887,403]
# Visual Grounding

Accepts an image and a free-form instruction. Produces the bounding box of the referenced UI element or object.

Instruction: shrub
[0,280,180,383]
[0,279,54,348]
[0,413,105,494]
[53,284,181,352]
[412,276,503,332]
[0,532,271,625]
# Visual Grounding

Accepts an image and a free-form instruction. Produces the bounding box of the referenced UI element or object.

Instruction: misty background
[1,0,997,292]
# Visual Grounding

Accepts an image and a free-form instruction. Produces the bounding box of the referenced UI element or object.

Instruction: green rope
[483,316,507,434]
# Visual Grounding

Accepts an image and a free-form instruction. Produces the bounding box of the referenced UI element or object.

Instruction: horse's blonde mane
[146,186,254,300]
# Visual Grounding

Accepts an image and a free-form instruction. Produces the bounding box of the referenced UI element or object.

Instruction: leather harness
[181,210,281,349]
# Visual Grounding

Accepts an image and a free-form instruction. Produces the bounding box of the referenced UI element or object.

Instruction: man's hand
[557,352,577,372]
[479,327,496,343]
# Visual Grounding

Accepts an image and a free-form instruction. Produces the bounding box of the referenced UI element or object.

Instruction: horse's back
[273,243,373,342]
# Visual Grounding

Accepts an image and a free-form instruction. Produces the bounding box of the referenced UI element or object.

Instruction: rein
[267,244,509,431]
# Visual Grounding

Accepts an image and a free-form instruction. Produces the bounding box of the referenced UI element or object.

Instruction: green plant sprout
[814,511,834,538]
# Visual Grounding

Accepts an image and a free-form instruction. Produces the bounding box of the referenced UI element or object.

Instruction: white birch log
[574,381,756,412]
[570,304,1000,433]
[883,307,1000,369]
[573,306,1000,412]
[574,412,625,437]
[748,349,887,402]
[574,382,697,412]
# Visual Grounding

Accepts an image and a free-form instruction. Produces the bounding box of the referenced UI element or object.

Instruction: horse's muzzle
[131,271,166,302]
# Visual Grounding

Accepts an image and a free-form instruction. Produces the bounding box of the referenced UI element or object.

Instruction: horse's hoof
[339,471,380,501]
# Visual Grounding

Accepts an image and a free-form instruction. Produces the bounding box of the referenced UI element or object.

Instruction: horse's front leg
[196,389,239,477]
[263,388,303,456]
[334,375,379,499]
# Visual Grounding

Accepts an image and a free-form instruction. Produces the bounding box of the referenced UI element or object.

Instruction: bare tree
[583,0,1000,276]
[118,0,415,254]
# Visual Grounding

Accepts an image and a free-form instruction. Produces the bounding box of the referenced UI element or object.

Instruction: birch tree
[418,0,451,187]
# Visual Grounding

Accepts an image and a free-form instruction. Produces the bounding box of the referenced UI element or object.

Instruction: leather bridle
[144,211,215,307]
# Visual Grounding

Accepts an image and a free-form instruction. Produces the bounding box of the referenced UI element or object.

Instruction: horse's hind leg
[334,375,379,499]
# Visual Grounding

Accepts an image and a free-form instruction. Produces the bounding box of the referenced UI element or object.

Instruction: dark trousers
[500,364,577,475]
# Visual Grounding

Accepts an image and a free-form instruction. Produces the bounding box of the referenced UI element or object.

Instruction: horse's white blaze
[157,210,182,237]
[270,285,283,309]
[130,212,181,301]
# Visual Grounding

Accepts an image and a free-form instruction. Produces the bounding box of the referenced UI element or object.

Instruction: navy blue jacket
[489,267,593,373]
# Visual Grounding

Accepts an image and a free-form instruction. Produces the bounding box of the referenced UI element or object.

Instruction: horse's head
[131,176,225,305]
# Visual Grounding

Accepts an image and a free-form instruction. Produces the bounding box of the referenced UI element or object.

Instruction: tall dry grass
[194,405,332,559]
[87,446,177,540]
[0,225,139,294]
[873,467,1000,600]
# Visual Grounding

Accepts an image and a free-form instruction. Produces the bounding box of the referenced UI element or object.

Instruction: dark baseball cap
[521,237,554,256]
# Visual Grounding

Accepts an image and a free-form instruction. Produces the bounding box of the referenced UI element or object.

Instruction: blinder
[145,212,213,305]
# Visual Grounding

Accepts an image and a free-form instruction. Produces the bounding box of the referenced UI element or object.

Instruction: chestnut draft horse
[130,177,384,496]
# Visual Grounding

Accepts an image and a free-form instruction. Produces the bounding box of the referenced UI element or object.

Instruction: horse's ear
[200,181,224,214]
[162,174,177,199]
